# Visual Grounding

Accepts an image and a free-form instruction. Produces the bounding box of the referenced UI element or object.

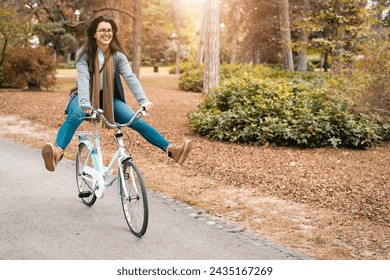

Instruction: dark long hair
[79,16,127,74]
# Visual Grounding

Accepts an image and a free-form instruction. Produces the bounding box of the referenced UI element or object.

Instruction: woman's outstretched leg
[113,98,192,164]
[42,95,85,171]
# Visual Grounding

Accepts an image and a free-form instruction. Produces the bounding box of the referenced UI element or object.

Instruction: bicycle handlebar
[81,106,147,129]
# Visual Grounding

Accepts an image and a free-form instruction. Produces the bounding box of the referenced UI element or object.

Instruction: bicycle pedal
[78,191,92,198]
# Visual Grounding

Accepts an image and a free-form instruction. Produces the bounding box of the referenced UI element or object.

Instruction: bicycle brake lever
[79,111,97,120]
[140,110,149,117]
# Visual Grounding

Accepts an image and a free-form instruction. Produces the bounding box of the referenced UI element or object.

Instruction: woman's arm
[116,52,150,106]
[76,49,92,110]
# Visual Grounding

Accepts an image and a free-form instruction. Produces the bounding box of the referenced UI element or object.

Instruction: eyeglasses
[96,29,113,35]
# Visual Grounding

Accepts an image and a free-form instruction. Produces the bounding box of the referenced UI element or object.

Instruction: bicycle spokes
[76,143,97,206]
[119,161,148,237]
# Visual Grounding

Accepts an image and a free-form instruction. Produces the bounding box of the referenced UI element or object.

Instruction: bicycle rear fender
[78,141,101,168]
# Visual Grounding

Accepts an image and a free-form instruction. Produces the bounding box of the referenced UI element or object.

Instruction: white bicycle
[75,107,148,237]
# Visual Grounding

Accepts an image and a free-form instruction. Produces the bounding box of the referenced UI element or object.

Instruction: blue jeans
[55,95,170,151]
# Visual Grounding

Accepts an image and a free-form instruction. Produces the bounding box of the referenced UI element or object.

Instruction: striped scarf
[90,51,114,127]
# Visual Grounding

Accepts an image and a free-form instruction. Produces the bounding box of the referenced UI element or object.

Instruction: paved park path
[0,137,308,260]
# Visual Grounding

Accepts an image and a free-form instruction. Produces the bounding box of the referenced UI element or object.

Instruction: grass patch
[56,66,172,76]
[140,66,171,74]
[140,75,180,90]
[56,68,76,75]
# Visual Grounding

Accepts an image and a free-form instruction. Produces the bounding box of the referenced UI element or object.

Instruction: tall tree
[203,0,220,94]
[132,0,142,78]
[142,0,172,65]
[330,0,341,67]
[278,0,294,71]
[310,0,367,71]
[171,0,181,74]
[229,0,241,64]
[240,0,280,64]
[0,7,31,67]
[366,0,390,38]
[296,0,309,71]
[196,3,207,65]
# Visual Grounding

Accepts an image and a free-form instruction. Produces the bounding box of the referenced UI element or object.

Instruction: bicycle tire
[76,143,97,206]
[119,160,149,237]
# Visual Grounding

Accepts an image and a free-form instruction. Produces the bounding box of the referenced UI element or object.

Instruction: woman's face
[94,21,113,49]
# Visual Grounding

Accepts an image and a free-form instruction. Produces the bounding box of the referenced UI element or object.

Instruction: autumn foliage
[3,46,56,90]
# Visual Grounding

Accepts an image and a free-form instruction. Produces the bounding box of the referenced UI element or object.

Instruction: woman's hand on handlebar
[84,109,93,116]
[142,102,153,113]
[82,106,93,116]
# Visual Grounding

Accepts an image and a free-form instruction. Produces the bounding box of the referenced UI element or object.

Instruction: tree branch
[65,7,134,28]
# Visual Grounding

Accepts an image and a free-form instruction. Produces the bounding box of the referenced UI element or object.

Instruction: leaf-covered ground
[0,75,388,259]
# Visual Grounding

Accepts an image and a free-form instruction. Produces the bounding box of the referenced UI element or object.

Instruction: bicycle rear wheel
[119,160,148,237]
[76,143,97,206]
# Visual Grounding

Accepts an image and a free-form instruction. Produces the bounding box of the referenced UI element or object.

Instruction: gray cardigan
[75,48,149,110]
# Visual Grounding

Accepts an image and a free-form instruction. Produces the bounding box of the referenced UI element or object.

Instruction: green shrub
[179,63,323,92]
[0,66,4,86]
[188,77,381,148]
[378,123,390,141]
[168,65,176,74]
[56,62,76,69]
[178,63,267,92]
[356,40,390,99]
[178,64,204,92]
[168,61,196,74]
[327,40,390,142]
[354,40,390,129]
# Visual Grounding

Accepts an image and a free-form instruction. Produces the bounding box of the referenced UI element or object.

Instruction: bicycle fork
[115,129,140,202]
[118,158,140,202]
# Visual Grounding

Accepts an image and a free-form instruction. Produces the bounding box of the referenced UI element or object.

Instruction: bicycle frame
[77,107,146,199]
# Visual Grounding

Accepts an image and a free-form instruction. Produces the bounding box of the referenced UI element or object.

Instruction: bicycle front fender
[116,156,134,203]
[78,140,92,151]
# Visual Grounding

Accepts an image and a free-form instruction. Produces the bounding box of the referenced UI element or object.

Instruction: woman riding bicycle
[42,16,192,171]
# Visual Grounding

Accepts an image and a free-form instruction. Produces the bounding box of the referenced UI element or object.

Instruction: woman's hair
[79,16,127,74]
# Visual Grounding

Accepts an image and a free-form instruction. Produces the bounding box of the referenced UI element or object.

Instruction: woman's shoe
[166,140,192,165]
[42,143,64,171]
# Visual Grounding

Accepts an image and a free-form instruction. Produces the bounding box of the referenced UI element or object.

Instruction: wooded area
[0,0,388,85]
[0,1,389,133]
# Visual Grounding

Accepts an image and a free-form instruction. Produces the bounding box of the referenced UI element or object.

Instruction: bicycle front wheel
[119,160,148,237]
[76,143,97,206]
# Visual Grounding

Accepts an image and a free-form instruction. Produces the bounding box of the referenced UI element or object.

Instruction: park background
[0,0,389,260]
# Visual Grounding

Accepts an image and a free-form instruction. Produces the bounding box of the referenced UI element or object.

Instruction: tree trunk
[196,3,207,65]
[332,0,343,72]
[230,1,241,64]
[297,0,309,72]
[172,0,181,74]
[203,0,220,94]
[278,0,294,72]
[132,0,142,78]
